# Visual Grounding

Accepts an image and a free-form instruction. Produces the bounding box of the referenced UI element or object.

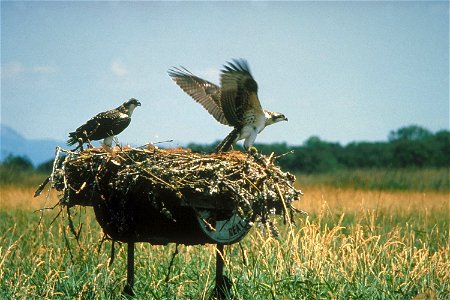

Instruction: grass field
[1,169,449,299]
[296,168,449,192]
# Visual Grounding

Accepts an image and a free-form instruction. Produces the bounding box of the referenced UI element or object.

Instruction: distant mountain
[0,124,63,166]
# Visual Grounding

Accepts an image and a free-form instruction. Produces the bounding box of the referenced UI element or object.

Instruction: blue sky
[1,1,448,148]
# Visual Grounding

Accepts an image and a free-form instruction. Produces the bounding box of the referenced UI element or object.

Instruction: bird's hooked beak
[277,114,288,122]
[125,98,141,117]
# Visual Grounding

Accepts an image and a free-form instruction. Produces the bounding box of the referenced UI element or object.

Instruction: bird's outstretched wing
[220,59,263,127]
[168,67,229,125]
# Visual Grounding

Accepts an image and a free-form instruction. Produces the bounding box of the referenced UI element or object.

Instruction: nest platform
[44,145,303,245]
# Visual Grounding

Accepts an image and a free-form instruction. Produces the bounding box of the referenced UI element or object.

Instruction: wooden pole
[124,242,135,296]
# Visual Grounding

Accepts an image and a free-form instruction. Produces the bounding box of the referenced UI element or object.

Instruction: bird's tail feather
[66,133,78,146]
[215,129,239,153]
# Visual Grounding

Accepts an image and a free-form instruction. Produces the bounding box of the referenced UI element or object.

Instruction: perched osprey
[169,59,287,152]
[66,98,141,150]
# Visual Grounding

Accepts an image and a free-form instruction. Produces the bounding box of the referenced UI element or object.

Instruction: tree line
[188,125,449,173]
[1,125,449,174]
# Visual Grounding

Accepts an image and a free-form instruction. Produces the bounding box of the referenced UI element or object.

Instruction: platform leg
[216,243,224,289]
[123,242,135,296]
[214,244,231,300]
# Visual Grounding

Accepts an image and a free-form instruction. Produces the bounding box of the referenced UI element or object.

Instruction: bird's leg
[112,136,120,148]
[103,136,113,147]
[86,139,94,149]
[243,127,258,151]
[101,136,114,153]
[81,130,94,149]
[248,147,268,166]
[77,138,84,151]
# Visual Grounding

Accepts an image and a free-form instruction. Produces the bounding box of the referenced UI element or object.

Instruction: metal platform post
[215,243,225,299]
[123,242,135,296]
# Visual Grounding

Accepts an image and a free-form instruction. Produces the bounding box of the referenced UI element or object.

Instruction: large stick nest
[44,145,303,229]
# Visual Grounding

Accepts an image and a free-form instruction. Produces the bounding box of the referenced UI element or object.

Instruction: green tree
[388,125,432,142]
[428,130,450,167]
[2,154,34,171]
[37,159,54,174]
[299,136,342,173]
[340,142,393,168]
[389,125,442,168]
[185,125,447,172]
[391,140,433,168]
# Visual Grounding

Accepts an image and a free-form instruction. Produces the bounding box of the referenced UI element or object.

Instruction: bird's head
[123,98,141,116]
[265,110,288,125]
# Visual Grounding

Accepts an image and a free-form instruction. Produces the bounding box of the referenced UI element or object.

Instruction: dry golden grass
[1,183,449,299]
[295,186,449,215]
[0,185,59,211]
[2,184,447,213]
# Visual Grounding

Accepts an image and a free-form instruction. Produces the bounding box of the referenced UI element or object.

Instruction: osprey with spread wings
[169,59,287,152]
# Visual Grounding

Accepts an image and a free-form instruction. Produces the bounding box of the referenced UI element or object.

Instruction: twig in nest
[49,207,63,226]
[200,218,216,232]
[152,139,174,145]
[62,217,75,265]
[66,207,81,246]
[34,176,50,197]
[238,242,248,267]
[165,243,179,283]
[274,150,295,160]
[109,240,116,267]
[34,201,60,213]
[275,183,291,225]
[97,234,108,254]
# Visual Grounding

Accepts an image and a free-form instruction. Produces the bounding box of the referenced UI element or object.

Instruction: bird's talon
[248,146,258,154]
[101,145,113,153]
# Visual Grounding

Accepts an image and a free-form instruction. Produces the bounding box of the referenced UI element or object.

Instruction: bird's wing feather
[74,110,130,141]
[215,128,240,153]
[220,59,263,127]
[168,67,229,125]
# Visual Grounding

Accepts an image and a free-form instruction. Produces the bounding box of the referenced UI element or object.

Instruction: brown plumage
[169,59,287,152]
